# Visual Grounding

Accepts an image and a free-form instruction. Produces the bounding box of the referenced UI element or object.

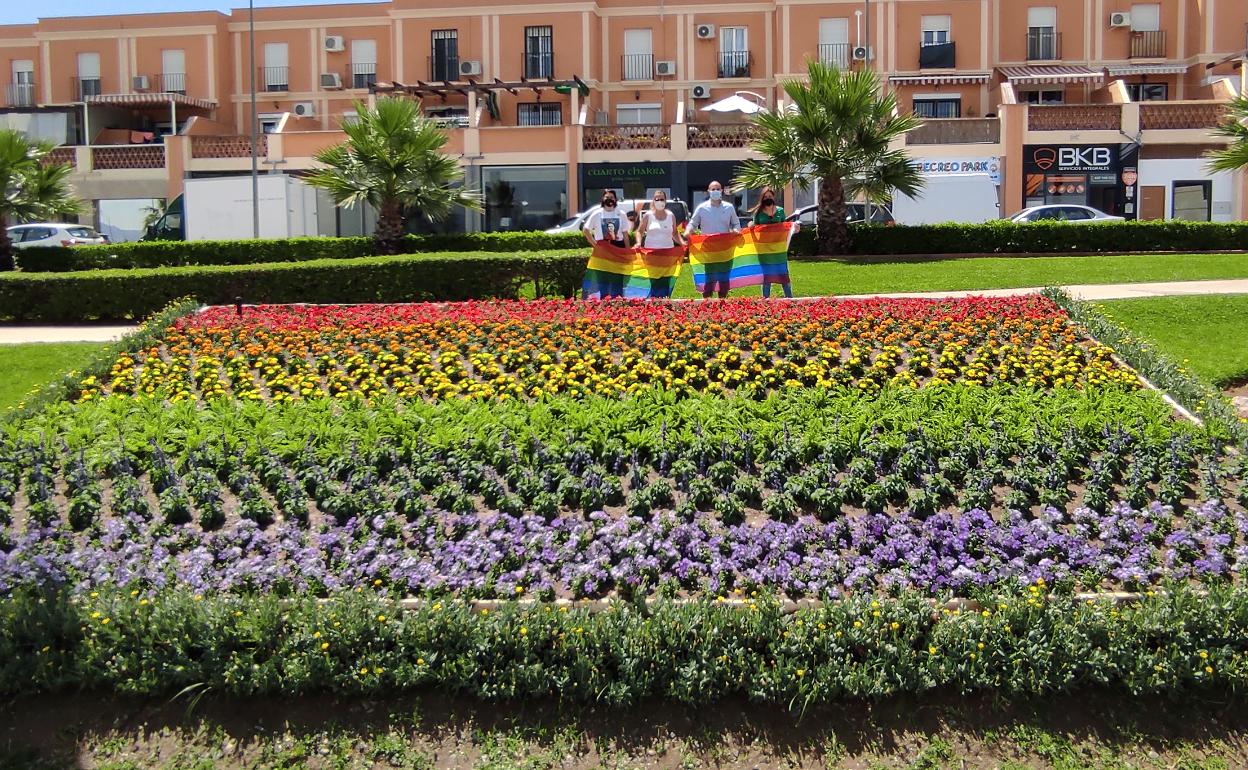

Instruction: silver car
[1009,205,1125,223]
[8,223,108,248]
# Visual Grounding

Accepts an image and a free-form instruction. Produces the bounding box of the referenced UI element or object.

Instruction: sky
[0,0,384,25]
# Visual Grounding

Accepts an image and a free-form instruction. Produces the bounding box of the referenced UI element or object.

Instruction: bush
[15,231,588,272]
[0,250,587,322]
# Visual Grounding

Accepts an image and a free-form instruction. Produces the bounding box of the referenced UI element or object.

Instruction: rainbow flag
[689,223,795,293]
[582,242,684,299]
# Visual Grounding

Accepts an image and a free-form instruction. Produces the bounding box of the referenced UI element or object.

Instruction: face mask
[602,199,616,208]
[761,198,775,207]
[709,190,722,202]
[652,200,666,211]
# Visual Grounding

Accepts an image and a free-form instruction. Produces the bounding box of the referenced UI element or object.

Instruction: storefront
[580,162,672,208]
[479,164,568,232]
[1022,143,1140,219]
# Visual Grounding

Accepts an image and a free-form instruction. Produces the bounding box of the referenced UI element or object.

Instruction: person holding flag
[582,191,630,297]
[751,186,794,298]
[686,181,740,298]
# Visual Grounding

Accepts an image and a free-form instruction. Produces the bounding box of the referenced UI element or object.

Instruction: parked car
[1009,205,1124,223]
[545,199,691,234]
[7,223,108,249]
[786,203,895,227]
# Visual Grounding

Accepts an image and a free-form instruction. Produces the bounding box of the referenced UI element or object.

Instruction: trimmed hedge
[15,231,587,272]
[0,250,586,322]
[4,587,1248,703]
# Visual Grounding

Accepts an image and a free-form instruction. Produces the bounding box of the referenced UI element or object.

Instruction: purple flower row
[2,500,1245,598]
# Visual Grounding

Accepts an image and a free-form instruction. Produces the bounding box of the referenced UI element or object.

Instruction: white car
[545,199,690,234]
[1009,205,1124,223]
[8,223,108,249]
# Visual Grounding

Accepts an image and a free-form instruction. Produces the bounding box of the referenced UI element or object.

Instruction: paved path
[0,325,136,345]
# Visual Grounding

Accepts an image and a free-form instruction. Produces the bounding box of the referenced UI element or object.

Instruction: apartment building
[0,0,1245,236]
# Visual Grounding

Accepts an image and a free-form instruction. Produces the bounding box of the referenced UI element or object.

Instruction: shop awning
[1105,63,1190,76]
[889,72,993,86]
[998,65,1104,84]
[86,92,217,110]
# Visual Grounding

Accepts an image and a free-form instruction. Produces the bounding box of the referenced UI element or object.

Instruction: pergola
[371,77,589,121]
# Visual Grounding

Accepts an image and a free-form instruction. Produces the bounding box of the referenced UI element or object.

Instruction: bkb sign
[1024,144,1133,174]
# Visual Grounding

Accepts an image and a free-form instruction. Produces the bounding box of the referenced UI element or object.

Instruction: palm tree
[733,60,925,255]
[1207,95,1248,174]
[306,97,481,254]
[0,130,82,271]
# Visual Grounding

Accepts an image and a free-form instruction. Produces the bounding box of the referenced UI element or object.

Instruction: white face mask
[652,200,666,211]
[709,189,723,201]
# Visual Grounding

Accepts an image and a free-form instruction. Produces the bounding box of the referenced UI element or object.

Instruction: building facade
[0,0,1245,235]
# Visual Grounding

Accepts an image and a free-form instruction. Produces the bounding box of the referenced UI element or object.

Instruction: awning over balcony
[890,72,992,86]
[1105,63,1190,76]
[86,92,217,110]
[998,65,1104,84]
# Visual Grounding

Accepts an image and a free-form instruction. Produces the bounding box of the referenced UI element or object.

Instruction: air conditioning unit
[324,35,346,52]
[293,101,316,117]
[459,59,482,77]
[655,60,677,76]
[696,23,716,39]
[1109,12,1131,28]
[691,83,711,99]
[320,72,342,90]
[852,45,873,61]
[132,75,150,91]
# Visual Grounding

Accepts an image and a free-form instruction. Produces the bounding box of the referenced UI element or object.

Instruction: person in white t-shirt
[582,192,630,248]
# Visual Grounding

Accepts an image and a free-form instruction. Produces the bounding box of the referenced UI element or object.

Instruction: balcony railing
[350,63,377,89]
[1026,29,1061,60]
[73,77,103,100]
[260,66,289,92]
[191,134,269,159]
[1129,30,1166,58]
[523,51,554,80]
[583,124,671,151]
[906,118,1000,145]
[687,123,754,149]
[919,41,956,69]
[621,53,654,81]
[818,43,850,68]
[43,147,77,169]
[91,145,165,170]
[718,51,752,79]
[5,82,35,107]
[1139,101,1229,130]
[160,72,186,94]
[1028,104,1122,131]
[429,55,459,82]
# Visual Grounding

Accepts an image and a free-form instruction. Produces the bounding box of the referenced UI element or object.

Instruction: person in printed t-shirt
[583,191,630,297]
[686,180,741,299]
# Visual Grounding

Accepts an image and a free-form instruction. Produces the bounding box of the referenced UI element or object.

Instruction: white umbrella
[700,91,767,114]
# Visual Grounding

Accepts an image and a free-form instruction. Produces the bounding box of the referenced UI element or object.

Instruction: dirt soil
[3,690,1247,769]
[1226,381,1248,420]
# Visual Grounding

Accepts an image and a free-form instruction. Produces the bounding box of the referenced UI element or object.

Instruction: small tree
[1207,96,1248,174]
[734,60,924,255]
[0,130,82,271]
[306,97,481,254]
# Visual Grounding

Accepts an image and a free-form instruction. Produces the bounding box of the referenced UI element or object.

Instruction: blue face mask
[709,189,723,202]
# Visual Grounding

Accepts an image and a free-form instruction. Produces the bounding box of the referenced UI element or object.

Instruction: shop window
[1126,83,1167,101]
[913,97,961,118]
[518,103,561,126]
[1172,181,1211,221]
[482,165,567,232]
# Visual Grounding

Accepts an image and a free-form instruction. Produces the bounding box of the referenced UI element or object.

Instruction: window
[1021,88,1063,104]
[818,19,849,67]
[1172,181,1212,221]
[615,103,662,124]
[351,39,377,88]
[1130,4,1160,32]
[1027,7,1059,59]
[263,43,289,91]
[622,29,653,81]
[719,27,749,78]
[524,26,553,79]
[161,50,186,94]
[1126,82,1167,101]
[431,30,458,81]
[921,15,951,46]
[10,59,34,107]
[77,52,101,98]
[426,106,469,127]
[258,113,282,133]
[913,97,961,118]
[481,164,567,232]
[518,102,561,126]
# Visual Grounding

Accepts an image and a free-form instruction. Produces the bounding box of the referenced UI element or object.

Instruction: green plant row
[15,231,589,272]
[4,586,1247,705]
[0,251,586,322]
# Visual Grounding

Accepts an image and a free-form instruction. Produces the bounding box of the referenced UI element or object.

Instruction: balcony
[91,145,165,170]
[523,52,554,80]
[919,41,956,69]
[906,118,1000,145]
[43,147,77,169]
[349,64,377,90]
[73,76,103,100]
[191,135,269,159]
[1129,30,1166,58]
[583,124,670,151]
[1139,101,1229,130]
[687,123,754,149]
[132,73,186,94]
[260,66,289,93]
[1026,30,1062,60]
[428,55,459,82]
[718,51,752,79]
[1028,104,1121,131]
[5,82,35,107]
[819,43,850,68]
[621,53,654,81]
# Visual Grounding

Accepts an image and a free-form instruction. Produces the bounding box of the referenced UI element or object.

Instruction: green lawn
[0,343,106,412]
[1099,294,1248,387]
[669,252,1248,297]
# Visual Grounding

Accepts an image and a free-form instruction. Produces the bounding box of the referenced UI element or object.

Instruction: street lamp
[248,0,260,238]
